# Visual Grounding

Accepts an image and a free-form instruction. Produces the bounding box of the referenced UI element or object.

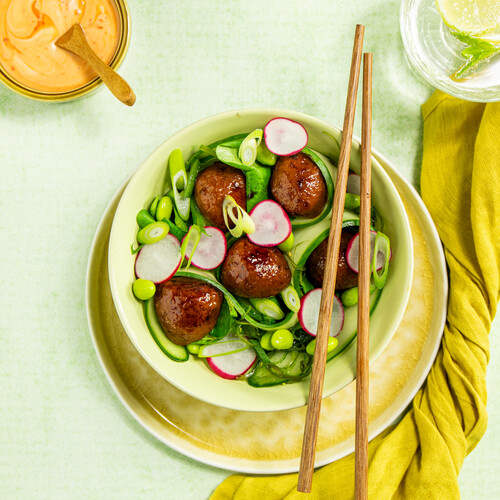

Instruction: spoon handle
[58,25,136,106]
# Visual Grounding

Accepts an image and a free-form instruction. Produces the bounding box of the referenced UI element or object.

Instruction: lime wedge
[436,0,500,35]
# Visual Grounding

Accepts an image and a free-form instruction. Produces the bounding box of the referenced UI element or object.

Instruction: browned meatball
[154,277,223,345]
[270,152,327,218]
[221,238,291,298]
[194,163,246,230]
[306,230,358,290]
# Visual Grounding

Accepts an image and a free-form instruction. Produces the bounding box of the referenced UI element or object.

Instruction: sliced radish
[264,117,308,156]
[247,200,292,247]
[182,226,227,270]
[346,173,360,195]
[205,334,257,379]
[298,288,344,337]
[345,231,392,273]
[135,234,182,284]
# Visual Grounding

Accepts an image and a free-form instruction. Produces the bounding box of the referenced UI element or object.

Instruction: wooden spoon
[56,24,136,106]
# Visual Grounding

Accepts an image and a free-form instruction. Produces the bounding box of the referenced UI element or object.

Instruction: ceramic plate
[86,149,447,473]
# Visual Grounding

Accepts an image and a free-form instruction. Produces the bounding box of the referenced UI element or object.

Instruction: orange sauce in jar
[0,0,120,93]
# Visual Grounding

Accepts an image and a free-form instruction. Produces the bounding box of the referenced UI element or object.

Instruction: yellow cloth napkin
[211,91,500,499]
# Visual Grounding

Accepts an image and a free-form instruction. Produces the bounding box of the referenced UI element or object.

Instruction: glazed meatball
[221,238,291,298]
[270,152,327,218]
[194,162,246,231]
[154,277,223,345]
[306,230,358,290]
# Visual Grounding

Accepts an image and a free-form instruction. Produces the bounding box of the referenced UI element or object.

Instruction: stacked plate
[86,110,447,473]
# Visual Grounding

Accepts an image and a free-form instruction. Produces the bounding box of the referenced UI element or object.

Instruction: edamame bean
[278,232,294,253]
[156,196,173,221]
[187,344,200,355]
[341,284,377,307]
[306,337,339,356]
[256,141,277,166]
[344,193,361,211]
[132,279,156,300]
[260,333,274,351]
[341,286,359,307]
[271,329,294,350]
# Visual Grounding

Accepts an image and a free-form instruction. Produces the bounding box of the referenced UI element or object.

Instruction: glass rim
[400,0,500,103]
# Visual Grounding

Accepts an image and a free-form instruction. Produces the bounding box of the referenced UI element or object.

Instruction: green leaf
[245,165,272,211]
[452,32,500,79]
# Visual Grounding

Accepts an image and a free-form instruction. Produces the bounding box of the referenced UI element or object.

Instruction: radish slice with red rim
[205,334,257,379]
[135,234,182,284]
[182,226,227,270]
[247,200,292,247]
[345,231,392,273]
[346,173,361,195]
[298,288,344,337]
[264,117,308,156]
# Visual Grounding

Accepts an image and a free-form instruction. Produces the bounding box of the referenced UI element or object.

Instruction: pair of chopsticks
[297,24,372,499]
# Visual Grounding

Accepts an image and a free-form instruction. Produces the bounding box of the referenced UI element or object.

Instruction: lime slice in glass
[436,0,500,35]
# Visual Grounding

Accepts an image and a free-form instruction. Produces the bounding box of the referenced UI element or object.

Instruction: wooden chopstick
[355,52,373,500]
[297,24,365,494]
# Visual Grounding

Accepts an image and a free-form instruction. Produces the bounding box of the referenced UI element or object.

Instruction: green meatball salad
[131,117,391,387]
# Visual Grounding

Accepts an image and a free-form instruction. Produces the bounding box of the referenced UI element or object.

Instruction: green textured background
[0,1,498,498]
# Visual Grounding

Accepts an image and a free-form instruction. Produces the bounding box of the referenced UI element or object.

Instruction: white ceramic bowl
[108,109,413,412]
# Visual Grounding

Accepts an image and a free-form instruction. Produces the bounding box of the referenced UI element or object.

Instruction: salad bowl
[107,108,413,412]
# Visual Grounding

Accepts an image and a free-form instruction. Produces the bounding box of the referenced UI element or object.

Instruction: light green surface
[0,1,497,498]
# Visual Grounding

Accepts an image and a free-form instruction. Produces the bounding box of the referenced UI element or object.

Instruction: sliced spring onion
[163,219,187,241]
[168,149,191,220]
[172,170,191,221]
[372,232,391,289]
[280,286,300,312]
[131,243,144,255]
[136,209,155,228]
[149,195,160,218]
[222,195,256,237]
[180,225,201,269]
[249,297,285,320]
[169,149,187,190]
[238,129,263,166]
[173,206,189,232]
[155,196,173,221]
[137,221,170,245]
[256,141,277,166]
[278,232,294,253]
[184,157,200,198]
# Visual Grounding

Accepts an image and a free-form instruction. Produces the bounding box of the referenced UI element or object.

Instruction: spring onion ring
[280,286,301,312]
[222,195,256,237]
[137,221,170,245]
[238,129,263,166]
[249,297,285,320]
[372,231,391,289]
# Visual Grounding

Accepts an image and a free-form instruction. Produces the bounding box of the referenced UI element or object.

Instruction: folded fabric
[210,90,500,499]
